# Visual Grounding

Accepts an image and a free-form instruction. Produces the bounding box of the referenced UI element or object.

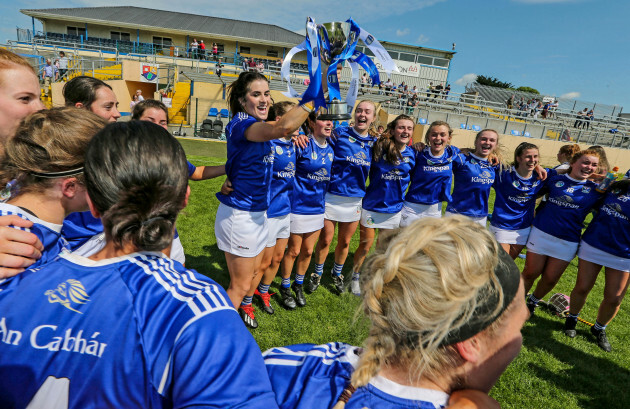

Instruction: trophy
[317,22,354,120]
[280,18,398,120]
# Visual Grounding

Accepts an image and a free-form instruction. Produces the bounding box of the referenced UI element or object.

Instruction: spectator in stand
[549,99,559,118]
[135,89,144,102]
[434,83,443,98]
[212,42,218,60]
[215,60,223,78]
[242,57,249,72]
[410,85,418,96]
[585,109,594,130]
[249,58,257,71]
[541,101,551,119]
[130,94,139,110]
[427,82,434,99]
[507,95,515,110]
[41,59,58,97]
[257,60,265,74]
[58,51,69,80]
[574,108,588,128]
[191,38,199,59]
[444,83,451,99]
[199,40,206,60]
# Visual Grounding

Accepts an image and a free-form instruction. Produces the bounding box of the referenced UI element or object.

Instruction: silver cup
[315,22,353,120]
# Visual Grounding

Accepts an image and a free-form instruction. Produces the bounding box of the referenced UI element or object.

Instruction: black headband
[405,245,521,348]
[30,167,84,179]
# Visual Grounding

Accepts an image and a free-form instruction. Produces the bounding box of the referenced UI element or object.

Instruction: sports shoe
[591,327,612,352]
[564,317,577,338]
[279,286,297,310]
[526,298,537,317]
[307,273,322,293]
[238,304,258,329]
[350,278,361,296]
[292,282,306,307]
[332,273,345,294]
[254,289,274,315]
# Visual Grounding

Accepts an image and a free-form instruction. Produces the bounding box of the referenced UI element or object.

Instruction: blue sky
[2,0,628,111]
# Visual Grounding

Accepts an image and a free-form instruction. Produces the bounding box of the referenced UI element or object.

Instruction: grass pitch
[177,138,630,409]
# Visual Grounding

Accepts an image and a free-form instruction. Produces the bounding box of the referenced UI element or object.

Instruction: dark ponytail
[84,121,188,251]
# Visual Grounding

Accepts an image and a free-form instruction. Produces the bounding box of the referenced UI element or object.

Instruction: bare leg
[596,267,630,325]
[352,225,376,273]
[531,256,571,300]
[261,237,289,285]
[224,250,264,308]
[295,230,322,277]
[568,258,602,315]
[522,251,548,294]
[282,234,303,280]
[334,220,360,266]
[314,219,336,265]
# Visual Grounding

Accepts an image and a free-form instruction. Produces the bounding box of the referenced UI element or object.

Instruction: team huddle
[0,48,627,408]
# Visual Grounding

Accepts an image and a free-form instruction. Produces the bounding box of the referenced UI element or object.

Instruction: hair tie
[141,216,168,226]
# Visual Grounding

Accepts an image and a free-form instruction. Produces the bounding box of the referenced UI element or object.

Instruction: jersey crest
[44,279,90,314]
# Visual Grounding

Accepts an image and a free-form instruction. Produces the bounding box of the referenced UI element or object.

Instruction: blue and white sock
[527,294,540,305]
[240,295,253,307]
[314,263,324,276]
[257,283,270,294]
[568,313,579,320]
[332,262,344,277]
[281,277,291,288]
[295,274,305,285]
[352,271,360,281]
[593,321,607,331]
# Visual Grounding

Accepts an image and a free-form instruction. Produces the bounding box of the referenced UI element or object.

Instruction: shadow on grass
[185,244,231,289]
[523,312,630,409]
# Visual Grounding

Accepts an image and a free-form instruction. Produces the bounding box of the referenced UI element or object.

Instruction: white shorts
[400,201,442,227]
[215,202,268,257]
[526,226,578,262]
[267,213,290,247]
[489,225,531,246]
[360,209,402,229]
[578,240,630,272]
[444,211,487,227]
[290,213,325,234]
[324,193,362,223]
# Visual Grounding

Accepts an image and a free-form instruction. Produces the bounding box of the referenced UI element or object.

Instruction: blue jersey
[264,342,448,409]
[0,252,278,409]
[362,146,416,213]
[405,145,459,205]
[0,203,68,270]
[491,167,547,230]
[533,171,602,242]
[328,126,376,198]
[187,161,196,178]
[62,211,102,251]
[267,138,296,218]
[446,153,498,218]
[582,187,630,258]
[292,137,334,215]
[217,113,274,211]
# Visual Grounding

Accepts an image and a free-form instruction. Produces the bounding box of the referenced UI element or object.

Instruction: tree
[475,75,513,89]
[516,86,540,94]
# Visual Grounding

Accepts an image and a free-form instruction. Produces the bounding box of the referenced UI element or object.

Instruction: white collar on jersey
[345,346,450,405]
[0,202,63,233]
[511,166,533,181]
[62,250,166,267]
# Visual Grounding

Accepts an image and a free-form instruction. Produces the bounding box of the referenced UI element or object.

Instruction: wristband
[300,102,315,113]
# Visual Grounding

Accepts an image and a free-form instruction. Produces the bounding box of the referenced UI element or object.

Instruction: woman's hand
[0,216,44,279]
[534,165,548,181]
[292,134,309,149]
[220,178,234,195]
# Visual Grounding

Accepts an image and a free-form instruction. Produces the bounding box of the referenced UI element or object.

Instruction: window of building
[153,36,173,46]
[433,58,450,68]
[240,46,251,55]
[216,43,225,53]
[111,31,131,42]
[363,47,374,57]
[267,50,278,58]
[398,52,415,62]
[387,51,399,60]
[67,26,86,38]
[416,55,433,65]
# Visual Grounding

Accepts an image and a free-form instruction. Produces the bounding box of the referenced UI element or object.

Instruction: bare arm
[244,103,312,143]
[448,390,500,409]
[0,216,44,278]
[190,164,226,181]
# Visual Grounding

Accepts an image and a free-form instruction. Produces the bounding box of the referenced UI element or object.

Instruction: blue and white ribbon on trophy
[280,17,399,111]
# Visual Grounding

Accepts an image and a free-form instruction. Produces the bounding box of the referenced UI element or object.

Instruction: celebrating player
[264,216,527,409]
[522,149,603,315]
[445,129,502,225]
[489,142,547,259]
[311,100,378,294]
[279,110,334,307]
[564,179,630,351]
[350,114,416,295]
[0,121,279,408]
[400,120,459,225]
[214,71,311,323]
